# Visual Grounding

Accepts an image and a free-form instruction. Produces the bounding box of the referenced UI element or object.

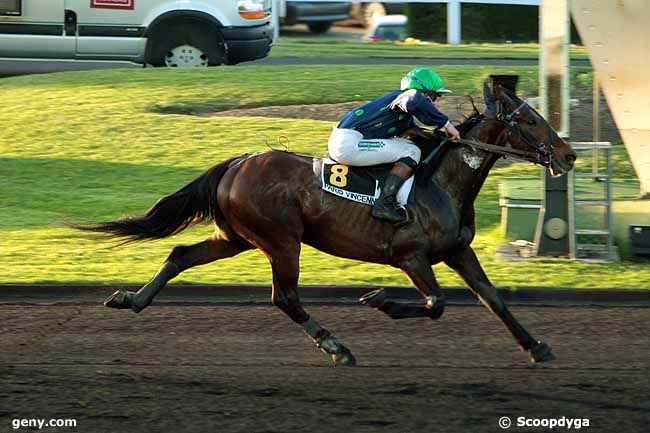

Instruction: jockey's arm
[391,90,460,141]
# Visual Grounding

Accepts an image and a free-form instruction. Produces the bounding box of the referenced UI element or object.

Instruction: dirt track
[213,91,620,144]
[1,304,648,433]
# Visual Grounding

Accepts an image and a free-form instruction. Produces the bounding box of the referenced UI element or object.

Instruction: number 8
[330,164,348,187]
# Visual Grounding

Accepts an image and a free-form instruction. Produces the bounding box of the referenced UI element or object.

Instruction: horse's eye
[527,119,536,126]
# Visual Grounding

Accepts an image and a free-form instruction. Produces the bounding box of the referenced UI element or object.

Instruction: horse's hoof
[104,290,144,313]
[428,298,445,320]
[332,349,357,367]
[359,289,386,309]
[530,341,556,363]
[104,290,131,309]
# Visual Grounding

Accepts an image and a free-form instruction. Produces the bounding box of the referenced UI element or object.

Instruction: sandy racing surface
[212,90,621,144]
[1,304,648,432]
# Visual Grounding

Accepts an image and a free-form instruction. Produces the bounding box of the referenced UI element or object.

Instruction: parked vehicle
[0,0,274,67]
[351,1,404,27]
[365,14,407,42]
[283,1,351,34]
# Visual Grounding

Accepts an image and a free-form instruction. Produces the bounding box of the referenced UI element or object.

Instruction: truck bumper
[221,22,274,65]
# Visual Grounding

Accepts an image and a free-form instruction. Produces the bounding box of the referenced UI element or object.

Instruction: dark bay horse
[79,80,576,366]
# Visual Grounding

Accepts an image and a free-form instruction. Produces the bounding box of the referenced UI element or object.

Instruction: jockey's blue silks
[337,90,449,139]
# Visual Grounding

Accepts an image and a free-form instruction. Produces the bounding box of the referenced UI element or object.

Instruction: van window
[0,0,22,16]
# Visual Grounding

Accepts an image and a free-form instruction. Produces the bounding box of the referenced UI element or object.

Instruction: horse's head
[484,82,576,176]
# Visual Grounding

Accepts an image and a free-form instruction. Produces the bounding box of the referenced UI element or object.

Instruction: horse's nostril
[565,153,576,166]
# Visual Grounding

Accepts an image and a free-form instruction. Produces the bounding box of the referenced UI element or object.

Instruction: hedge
[405,3,581,44]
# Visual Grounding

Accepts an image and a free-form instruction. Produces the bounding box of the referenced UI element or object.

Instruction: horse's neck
[432,120,504,219]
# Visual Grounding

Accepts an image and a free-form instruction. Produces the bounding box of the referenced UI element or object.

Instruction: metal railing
[568,142,616,262]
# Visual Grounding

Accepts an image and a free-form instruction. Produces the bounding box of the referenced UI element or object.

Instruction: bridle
[455,99,555,166]
[498,99,554,165]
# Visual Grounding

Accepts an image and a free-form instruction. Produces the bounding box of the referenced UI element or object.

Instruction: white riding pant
[327,127,421,166]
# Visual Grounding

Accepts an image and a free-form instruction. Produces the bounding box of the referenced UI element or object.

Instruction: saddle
[312,158,415,207]
[312,132,453,206]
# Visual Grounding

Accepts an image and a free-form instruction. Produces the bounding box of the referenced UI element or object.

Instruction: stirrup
[372,209,406,224]
[393,208,410,227]
[372,203,408,225]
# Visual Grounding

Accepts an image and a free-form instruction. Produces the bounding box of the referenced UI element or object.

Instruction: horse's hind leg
[262,242,356,366]
[104,236,252,313]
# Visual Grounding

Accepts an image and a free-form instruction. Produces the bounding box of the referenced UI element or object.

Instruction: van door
[0,0,74,58]
[64,0,146,60]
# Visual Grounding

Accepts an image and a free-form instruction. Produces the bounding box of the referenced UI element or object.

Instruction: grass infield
[270,40,589,60]
[1,65,647,288]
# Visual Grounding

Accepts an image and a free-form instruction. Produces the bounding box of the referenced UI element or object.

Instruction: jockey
[328,68,460,224]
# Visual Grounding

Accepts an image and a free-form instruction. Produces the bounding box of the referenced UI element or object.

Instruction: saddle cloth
[313,158,414,207]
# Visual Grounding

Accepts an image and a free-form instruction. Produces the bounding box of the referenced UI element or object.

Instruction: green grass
[1,65,648,288]
[271,40,590,60]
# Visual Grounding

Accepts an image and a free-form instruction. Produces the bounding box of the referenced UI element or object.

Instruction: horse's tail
[75,156,243,243]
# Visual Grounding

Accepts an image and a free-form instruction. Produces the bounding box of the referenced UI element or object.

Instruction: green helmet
[400,68,452,94]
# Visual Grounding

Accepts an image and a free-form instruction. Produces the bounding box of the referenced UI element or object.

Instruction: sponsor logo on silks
[357,140,385,151]
[91,0,135,10]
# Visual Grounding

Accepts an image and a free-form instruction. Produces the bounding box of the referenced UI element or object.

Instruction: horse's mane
[457,110,484,136]
[412,106,484,185]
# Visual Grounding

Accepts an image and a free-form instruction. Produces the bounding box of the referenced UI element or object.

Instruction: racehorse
[77,77,576,366]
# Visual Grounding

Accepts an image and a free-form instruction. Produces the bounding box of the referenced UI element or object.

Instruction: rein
[454,137,543,162]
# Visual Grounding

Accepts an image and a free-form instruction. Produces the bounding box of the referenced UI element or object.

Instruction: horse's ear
[495,84,517,110]
[483,81,497,115]
[490,74,520,110]
[490,75,519,94]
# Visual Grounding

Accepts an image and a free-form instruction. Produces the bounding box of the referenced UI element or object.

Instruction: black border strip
[0,23,62,35]
[78,25,145,37]
[1,284,648,306]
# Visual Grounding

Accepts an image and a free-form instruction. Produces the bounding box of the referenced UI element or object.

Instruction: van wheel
[148,23,226,67]
[307,22,333,34]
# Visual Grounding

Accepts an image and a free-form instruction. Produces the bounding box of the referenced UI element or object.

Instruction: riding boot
[372,161,413,224]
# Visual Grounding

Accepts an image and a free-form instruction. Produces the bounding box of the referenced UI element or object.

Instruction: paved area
[1,304,648,432]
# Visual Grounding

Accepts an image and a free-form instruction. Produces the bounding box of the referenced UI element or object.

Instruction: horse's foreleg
[104,236,252,313]
[360,256,445,320]
[445,247,555,363]
[265,244,356,367]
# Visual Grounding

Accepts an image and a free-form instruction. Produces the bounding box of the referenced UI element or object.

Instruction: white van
[0,0,273,66]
